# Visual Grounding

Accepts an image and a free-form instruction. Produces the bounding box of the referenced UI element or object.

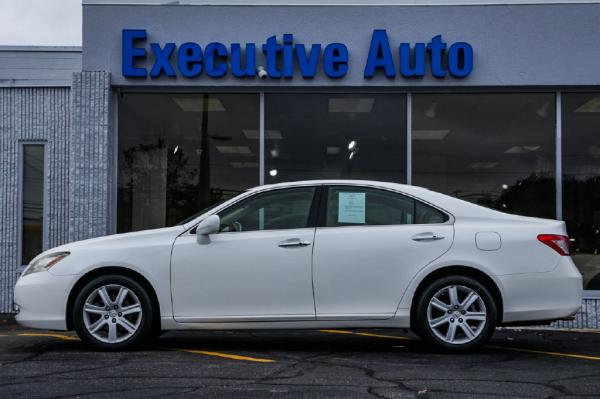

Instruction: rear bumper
[498,256,583,324]
[13,271,75,331]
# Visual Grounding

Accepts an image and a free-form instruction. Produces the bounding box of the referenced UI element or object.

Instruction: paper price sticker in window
[338,192,366,224]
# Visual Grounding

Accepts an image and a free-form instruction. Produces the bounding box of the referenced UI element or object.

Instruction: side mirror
[196,215,220,244]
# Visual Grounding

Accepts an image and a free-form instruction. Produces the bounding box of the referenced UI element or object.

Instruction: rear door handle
[412,232,445,242]
[278,238,312,248]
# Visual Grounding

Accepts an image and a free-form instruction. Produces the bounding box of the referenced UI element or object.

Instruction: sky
[0,0,594,46]
[0,0,82,46]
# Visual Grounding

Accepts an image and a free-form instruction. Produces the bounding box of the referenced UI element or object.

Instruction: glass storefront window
[563,93,600,290]
[118,93,259,232]
[412,93,556,219]
[264,93,407,184]
[21,144,45,265]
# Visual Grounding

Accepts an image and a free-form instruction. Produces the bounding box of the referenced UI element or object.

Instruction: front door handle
[278,238,312,248]
[412,232,445,242]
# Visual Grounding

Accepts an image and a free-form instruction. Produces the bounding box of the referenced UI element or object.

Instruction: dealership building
[0,0,599,327]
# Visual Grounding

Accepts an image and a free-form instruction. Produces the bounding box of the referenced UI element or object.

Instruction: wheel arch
[409,265,504,326]
[65,266,161,332]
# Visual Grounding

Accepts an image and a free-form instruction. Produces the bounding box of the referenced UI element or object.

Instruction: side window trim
[317,184,453,228]
[306,185,324,229]
[316,185,329,228]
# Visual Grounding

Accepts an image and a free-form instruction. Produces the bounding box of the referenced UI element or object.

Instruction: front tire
[414,275,497,352]
[73,275,154,350]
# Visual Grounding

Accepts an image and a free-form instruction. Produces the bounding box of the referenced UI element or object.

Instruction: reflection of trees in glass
[494,174,555,219]
[166,146,199,226]
[450,174,555,219]
[564,176,600,251]
[119,138,244,230]
[119,139,168,231]
[563,176,600,289]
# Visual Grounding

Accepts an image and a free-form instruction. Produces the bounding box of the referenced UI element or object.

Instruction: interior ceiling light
[326,146,340,155]
[328,98,374,113]
[412,129,450,140]
[242,129,282,140]
[173,97,226,112]
[215,145,252,155]
[349,151,356,160]
[230,161,259,169]
[270,148,279,158]
[575,97,600,113]
[504,145,540,154]
[269,169,278,177]
[173,145,179,154]
[536,102,550,118]
[468,162,499,169]
[424,102,438,118]
[504,146,525,154]
[348,140,357,150]
[209,133,232,141]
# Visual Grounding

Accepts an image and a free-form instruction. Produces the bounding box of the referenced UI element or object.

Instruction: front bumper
[14,271,76,331]
[499,256,583,324]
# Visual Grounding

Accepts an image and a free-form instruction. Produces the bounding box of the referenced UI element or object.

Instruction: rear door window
[324,186,448,227]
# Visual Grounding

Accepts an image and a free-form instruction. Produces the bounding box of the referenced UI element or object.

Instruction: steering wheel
[233,221,242,232]
[225,221,243,232]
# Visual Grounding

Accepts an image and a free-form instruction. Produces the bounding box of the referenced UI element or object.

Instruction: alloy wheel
[426,284,487,345]
[82,284,143,344]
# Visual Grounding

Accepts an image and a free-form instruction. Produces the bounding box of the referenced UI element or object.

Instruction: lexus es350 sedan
[14,180,582,351]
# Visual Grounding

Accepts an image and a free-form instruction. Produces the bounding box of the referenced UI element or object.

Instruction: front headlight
[22,252,70,277]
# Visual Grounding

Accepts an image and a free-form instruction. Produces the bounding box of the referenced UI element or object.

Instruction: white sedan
[14,180,582,351]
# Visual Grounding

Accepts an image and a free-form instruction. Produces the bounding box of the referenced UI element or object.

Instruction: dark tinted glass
[218,187,317,232]
[412,93,556,219]
[118,93,259,232]
[562,93,600,290]
[265,94,407,184]
[325,186,447,227]
[22,144,44,264]
[416,202,449,224]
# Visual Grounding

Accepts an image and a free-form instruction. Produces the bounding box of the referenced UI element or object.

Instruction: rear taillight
[537,234,570,256]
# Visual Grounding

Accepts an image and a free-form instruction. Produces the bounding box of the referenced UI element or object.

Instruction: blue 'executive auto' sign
[122,29,473,80]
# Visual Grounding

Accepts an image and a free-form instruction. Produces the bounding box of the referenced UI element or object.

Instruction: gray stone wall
[551,298,599,329]
[0,72,113,314]
[0,87,71,313]
[68,71,112,242]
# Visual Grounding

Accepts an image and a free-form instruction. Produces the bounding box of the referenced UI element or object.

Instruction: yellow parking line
[320,329,410,340]
[487,345,600,361]
[174,348,275,363]
[18,333,80,341]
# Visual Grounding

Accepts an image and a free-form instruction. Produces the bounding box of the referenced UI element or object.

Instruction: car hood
[33,225,186,261]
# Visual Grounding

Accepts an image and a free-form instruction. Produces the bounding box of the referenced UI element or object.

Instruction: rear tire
[73,274,154,350]
[414,275,497,352]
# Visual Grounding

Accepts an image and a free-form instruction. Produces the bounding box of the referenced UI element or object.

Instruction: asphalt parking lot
[1,324,600,398]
